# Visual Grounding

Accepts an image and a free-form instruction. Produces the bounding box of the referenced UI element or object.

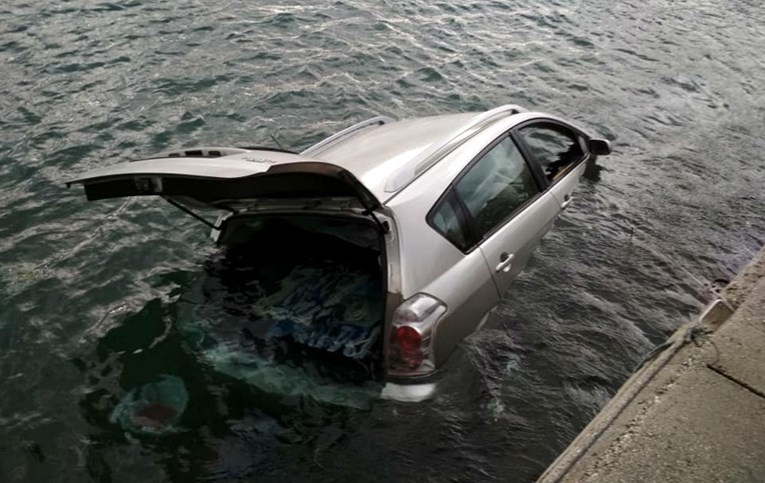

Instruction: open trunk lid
[66,149,382,212]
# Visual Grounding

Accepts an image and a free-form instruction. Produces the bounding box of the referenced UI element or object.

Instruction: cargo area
[179,214,387,385]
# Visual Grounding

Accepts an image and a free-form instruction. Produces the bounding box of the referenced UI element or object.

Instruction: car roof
[307,113,476,202]
[308,105,600,205]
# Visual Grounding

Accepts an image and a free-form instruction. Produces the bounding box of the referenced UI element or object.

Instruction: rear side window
[430,195,468,250]
[455,136,539,239]
[518,124,585,182]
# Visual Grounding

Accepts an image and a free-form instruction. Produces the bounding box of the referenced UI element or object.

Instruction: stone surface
[540,245,765,483]
[705,289,765,395]
[724,245,765,308]
[576,365,765,483]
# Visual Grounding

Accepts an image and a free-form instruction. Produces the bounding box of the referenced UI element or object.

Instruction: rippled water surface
[1,0,764,481]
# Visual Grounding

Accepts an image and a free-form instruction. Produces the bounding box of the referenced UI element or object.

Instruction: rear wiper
[236,145,298,154]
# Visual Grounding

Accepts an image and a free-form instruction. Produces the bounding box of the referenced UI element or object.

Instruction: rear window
[219,215,380,250]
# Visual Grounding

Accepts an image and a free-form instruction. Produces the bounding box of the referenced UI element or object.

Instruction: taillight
[394,326,423,368]
[388,294,446,377]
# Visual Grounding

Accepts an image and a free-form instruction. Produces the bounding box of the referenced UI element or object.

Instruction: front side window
[454,136,539,239]
[518,124,585,182]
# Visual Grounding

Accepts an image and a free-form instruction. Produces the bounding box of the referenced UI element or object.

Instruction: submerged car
[68,104,610,387]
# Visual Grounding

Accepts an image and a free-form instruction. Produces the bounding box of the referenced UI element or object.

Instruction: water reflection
[75,251,386,479]
[583,157,605,183]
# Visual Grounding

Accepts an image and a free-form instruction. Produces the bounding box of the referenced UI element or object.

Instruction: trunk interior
[183,213,386,384]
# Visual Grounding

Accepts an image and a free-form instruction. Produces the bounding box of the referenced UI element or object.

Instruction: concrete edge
[723,246,765,308]
[537,244,765,483]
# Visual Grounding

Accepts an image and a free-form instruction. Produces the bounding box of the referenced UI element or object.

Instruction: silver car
[69,104,610,391]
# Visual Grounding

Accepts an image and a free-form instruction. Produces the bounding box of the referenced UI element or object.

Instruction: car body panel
[549,161,587,209]
[478,191,560,295]
[417,248,499,368]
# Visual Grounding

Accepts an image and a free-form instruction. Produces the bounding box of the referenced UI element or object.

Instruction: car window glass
[455,136,539,238]
[431,197,467,249]
[518,124,584,182]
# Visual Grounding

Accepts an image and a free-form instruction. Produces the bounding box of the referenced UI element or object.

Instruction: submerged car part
[110,374,189,435]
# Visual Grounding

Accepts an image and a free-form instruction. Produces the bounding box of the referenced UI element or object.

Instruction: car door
[515,122,589,211]
[451,134,560,296]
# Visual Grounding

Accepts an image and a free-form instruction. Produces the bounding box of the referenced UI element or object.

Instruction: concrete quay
[539,245,765,483]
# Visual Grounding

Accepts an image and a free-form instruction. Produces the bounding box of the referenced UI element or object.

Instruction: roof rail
[384,104,526,193]
[301,115,395,157]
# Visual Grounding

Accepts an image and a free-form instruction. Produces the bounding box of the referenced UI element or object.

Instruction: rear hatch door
[66,149,382,212]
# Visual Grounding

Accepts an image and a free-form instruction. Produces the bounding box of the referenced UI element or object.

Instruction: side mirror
[588,138,611,156]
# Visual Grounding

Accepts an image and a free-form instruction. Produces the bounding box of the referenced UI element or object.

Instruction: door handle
[495,252,515,273]
[561,194,573,210]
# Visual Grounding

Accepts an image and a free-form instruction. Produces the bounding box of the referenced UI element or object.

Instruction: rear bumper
[381,369,443,401]
[381,380,439,402]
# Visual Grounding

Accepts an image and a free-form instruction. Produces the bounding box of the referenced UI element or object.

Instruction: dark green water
[1,1,763,481]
